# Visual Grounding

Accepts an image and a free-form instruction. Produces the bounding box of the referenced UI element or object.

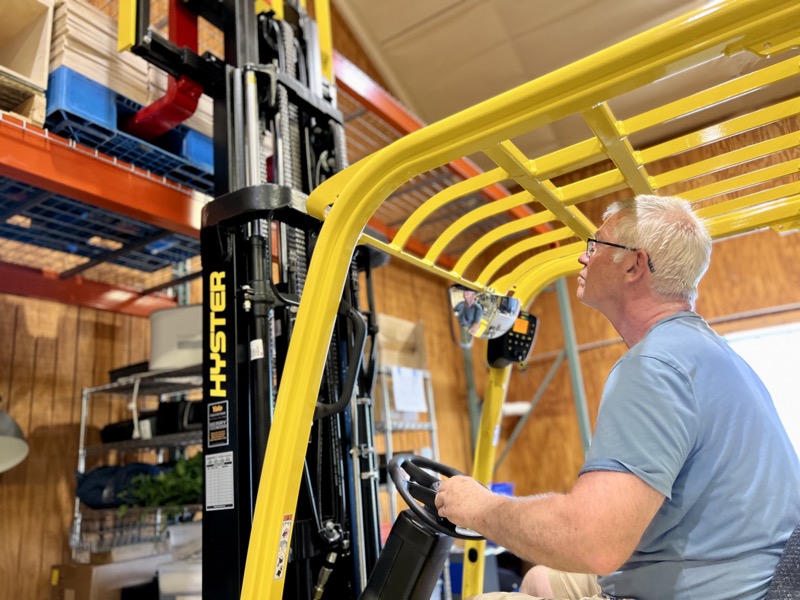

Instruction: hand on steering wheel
[388,454,485,540]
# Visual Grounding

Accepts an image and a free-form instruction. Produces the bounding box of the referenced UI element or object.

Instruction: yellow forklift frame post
[242,0,800,596]
[117,0,136,52]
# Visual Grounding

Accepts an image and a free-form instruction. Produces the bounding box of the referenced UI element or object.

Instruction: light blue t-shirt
[580,312,800,600]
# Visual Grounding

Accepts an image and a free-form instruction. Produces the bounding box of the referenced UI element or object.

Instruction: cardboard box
[89,541,170,566]
[0,0,53,118]
[377,314,427,370]
[0,0,53,107]
[51,554,171,600]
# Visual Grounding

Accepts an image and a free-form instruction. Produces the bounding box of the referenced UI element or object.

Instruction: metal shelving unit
[374,365,452,600]
[70,364,203,563]
[375,366,441,523]
[84,430,203,456]
[72,504,201,558]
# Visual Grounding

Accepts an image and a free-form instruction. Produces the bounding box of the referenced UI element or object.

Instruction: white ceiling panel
[334,0,800,170]
[335,0,711,121]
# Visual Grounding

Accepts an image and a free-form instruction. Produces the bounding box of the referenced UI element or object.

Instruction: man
[455,289,483,335]
[435,195,800,599]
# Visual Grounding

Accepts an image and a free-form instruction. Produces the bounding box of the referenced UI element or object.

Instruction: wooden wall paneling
[71,308,99,429]
[0,304,12,594]
[18,301,60,600]
[40,304,81,586]
[133,312,151,364]
[498,361,581,495]
[499,413,583,494]
[698,230,800,320]
[0,302,22,593]
[0,295,154,599]
[85,311,111,449]
[495,289,576,494]
[0,300,16,405]
[711,308,800,338]
[111,312,134,423]
[495,338,627,496]
[369,259,480,529]
[7,301,36,451]
[6,299,37,592]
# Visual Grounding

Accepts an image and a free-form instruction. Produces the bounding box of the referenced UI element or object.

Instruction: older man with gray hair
[435,195,800,600]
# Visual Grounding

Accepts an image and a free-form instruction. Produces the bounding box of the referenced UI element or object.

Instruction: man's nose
[578,251,589,266]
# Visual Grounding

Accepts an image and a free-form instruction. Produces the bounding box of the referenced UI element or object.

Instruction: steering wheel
[388,454,485,540]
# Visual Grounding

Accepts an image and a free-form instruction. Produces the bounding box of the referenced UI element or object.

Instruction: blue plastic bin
[45,67,214,193]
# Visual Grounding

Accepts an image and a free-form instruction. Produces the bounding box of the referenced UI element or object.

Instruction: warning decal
[274,514,293,580]
[250,338,265,360]
[208,400,229,447]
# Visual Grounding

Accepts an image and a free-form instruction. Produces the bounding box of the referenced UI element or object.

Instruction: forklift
[118,0,540,597]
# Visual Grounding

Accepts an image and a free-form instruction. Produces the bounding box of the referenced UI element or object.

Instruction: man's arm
[435,470,665,574]
[469,305,483,334]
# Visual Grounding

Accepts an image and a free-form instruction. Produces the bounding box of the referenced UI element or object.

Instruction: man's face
[577,214,624,311]
[463,291,476,305]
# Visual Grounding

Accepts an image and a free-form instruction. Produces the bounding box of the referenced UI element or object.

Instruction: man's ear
[624,250,650,282]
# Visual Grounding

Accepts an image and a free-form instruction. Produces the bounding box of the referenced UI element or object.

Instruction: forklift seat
[765,521,800,599]
[361,510,453,600]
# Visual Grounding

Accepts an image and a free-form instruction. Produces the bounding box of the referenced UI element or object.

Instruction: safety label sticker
[205,451,234,511]
[274,514,293,580]
[250,338,265,361]
[208,400,229,447]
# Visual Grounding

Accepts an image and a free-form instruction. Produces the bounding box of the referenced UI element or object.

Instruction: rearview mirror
[449,286,521,346]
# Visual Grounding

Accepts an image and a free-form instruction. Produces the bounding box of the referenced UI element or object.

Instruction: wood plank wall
[0,298,149,599]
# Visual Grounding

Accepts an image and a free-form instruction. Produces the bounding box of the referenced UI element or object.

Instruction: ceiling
[333,0,798,169]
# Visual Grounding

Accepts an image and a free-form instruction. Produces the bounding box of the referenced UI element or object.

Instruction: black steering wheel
[388,454,485,540]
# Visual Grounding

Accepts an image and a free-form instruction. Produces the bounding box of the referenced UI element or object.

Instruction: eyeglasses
[586,238,656,273]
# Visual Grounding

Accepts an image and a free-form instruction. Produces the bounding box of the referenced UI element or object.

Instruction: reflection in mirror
[448,286,522,346]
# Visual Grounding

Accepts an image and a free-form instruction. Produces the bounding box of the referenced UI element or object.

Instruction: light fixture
[0,404,29,473]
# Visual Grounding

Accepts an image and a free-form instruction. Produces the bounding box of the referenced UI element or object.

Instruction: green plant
[119,452,203,514]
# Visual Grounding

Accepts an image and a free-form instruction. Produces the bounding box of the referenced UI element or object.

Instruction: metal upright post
[379,366,397,521]
[460,329,481,452]
[556,278,592,452]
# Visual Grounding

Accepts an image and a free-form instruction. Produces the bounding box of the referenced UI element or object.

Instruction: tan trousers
[470,568,604,600]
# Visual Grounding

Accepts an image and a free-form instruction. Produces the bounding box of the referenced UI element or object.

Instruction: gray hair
[603,194,711,305]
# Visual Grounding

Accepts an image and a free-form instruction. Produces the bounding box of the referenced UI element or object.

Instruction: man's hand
[434,475,498,531]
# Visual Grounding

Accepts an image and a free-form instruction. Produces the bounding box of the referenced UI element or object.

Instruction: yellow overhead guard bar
[242,0,800,596]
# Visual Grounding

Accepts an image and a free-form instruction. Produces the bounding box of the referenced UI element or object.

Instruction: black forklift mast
[125,1,382,597]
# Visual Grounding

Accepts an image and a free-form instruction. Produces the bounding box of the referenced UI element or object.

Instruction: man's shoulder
[610,324,700,391]
[629,312,712,361]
